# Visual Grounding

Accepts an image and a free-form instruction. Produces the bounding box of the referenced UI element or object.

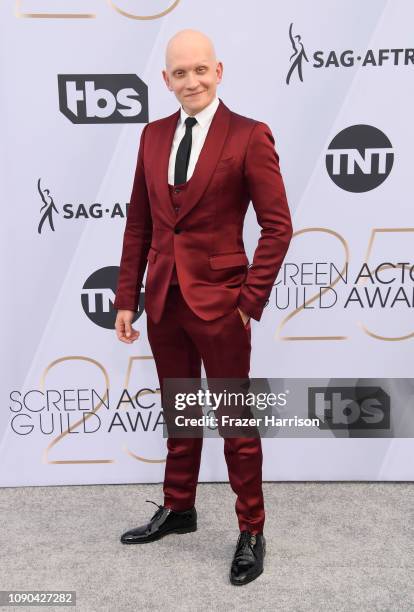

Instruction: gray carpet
[0,482,413,611]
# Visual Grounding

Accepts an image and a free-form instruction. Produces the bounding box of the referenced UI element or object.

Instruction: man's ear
[216,61,223,83]
[162,69,172,91]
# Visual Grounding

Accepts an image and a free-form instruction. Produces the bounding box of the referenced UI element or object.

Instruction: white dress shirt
[168,95,220,185]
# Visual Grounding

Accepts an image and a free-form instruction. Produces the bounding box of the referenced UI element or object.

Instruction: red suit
[114,98,293,534]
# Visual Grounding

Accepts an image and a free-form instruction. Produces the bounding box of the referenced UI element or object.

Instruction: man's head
[163,29,223,116]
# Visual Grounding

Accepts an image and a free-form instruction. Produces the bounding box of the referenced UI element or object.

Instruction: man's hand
[115,310,140,344]
[237,307,250,327]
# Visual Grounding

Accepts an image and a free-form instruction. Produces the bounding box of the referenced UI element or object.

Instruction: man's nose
[186,72,198,89]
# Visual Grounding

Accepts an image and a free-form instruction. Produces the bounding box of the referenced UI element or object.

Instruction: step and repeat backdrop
[1,0,413,486]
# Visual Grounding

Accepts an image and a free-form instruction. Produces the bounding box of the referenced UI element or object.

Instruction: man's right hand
[115,310,140,344]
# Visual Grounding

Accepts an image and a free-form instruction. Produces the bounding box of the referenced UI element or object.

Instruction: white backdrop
[1,0,413,486]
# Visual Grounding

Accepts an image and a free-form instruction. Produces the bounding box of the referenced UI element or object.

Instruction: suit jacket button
[174,228,182,234]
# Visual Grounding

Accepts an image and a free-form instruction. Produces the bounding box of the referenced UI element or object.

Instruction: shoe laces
[234,530,257,565]
[145,499,165,521]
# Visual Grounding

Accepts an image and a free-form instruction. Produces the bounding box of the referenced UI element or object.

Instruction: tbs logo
[308,386,390,430]
[58,74,148,124]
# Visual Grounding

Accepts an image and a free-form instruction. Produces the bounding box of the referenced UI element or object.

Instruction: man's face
[163,52,223,116]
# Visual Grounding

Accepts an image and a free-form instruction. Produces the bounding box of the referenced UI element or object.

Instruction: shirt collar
[179,95,220,129]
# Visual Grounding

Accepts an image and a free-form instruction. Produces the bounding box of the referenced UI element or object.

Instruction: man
[114,29,293,586]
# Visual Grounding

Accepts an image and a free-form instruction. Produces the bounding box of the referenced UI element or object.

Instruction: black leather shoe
[120,500,197,544]
[230,530,266,585]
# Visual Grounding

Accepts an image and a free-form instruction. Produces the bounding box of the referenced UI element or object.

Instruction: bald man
[114,29,293,586]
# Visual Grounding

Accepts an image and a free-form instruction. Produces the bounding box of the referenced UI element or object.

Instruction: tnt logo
[81,267,144,329]
[308,386,390,430]
[58,74,148,124]
[326,125,394,192]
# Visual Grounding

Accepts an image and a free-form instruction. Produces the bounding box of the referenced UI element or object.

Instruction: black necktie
[174,116,198,185]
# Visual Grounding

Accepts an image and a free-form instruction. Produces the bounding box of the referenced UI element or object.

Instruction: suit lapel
[154,98,231,225]
[176,98,231,223]
[155,107,180,224]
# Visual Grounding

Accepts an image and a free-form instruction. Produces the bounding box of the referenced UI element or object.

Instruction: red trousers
[146,283,265,534]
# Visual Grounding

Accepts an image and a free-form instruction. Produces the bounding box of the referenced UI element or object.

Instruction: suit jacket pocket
[215,156,235,173]
[209,252,249,270]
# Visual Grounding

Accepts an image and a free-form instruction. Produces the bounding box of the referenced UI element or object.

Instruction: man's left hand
[237,307,250,326]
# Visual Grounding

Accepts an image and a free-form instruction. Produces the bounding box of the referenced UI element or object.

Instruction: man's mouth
[186,91,204,97]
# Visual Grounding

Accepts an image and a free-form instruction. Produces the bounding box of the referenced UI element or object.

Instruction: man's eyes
[175,67,207,77]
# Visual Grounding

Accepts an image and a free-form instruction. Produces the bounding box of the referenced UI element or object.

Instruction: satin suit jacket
[114,98,293,323]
